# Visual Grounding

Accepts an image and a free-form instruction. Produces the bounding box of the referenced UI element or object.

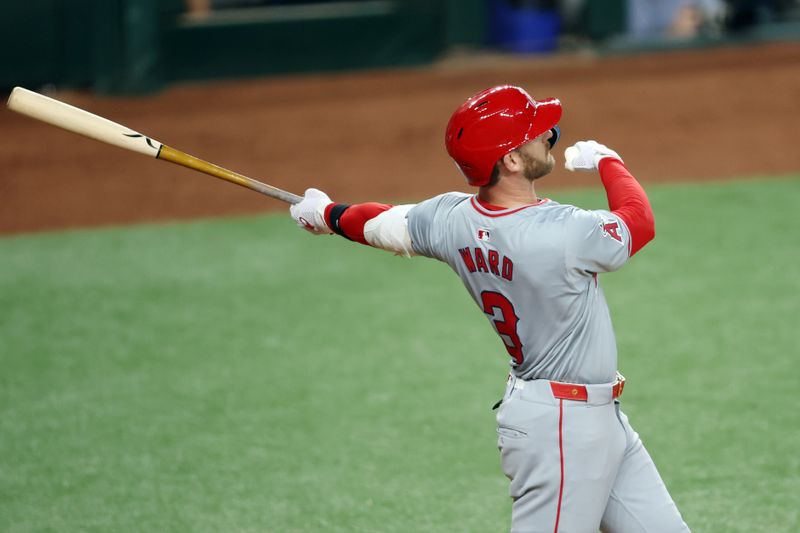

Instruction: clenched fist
[564,141,623,172]
[289,188,334,235]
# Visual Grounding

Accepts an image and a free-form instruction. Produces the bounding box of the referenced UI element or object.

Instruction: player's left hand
[564,140,623,172]
[289,188,334,235]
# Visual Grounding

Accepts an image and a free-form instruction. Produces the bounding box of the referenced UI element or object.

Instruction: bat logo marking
[123,132,158,149]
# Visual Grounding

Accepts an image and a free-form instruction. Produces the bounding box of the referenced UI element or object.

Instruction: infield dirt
[1,42,798,234]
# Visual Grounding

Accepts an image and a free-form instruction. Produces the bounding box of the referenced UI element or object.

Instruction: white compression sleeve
[363,204,417,257]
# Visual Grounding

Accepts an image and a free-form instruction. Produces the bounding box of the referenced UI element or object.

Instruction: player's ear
[501,150,523,173]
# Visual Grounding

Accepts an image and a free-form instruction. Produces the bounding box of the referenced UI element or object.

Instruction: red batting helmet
[445,85,562,187]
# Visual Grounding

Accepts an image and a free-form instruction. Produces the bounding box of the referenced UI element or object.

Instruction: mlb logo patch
[477,229,491,242]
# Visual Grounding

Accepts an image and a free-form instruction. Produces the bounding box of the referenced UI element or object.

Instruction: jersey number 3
[481,291,524,364]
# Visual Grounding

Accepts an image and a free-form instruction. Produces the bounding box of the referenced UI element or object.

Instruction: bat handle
[246,181,304,205]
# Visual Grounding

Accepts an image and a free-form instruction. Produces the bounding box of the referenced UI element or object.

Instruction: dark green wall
[0,1,93,89]
[0,0,161,93]
[161,1,446,83]
[0,0,485,94]
[444,0,486,47]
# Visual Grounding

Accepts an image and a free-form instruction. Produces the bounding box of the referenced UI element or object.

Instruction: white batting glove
[289,188,334,235]
[564,140,623,172]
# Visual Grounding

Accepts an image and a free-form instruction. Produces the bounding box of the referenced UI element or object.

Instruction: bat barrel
[7,87,162,157]
[6,86,304,205]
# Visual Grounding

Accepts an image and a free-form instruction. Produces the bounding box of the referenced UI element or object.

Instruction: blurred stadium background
[1,1,799,532]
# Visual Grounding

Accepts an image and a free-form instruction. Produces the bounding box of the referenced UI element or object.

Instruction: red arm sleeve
[598,158,655,257]
[324,202,394,245]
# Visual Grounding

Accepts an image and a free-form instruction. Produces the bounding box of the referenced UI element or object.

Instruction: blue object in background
[488,0,561,53]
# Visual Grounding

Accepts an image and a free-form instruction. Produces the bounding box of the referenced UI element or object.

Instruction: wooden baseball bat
[5,87,303,205]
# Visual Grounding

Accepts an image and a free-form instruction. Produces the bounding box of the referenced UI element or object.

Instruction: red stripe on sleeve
[598,158,655,257]
[324,202,393,245]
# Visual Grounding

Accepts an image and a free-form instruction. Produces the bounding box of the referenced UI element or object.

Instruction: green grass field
[1,177,798,532]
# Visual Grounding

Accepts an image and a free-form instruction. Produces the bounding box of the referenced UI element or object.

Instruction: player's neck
[478,177,539,208]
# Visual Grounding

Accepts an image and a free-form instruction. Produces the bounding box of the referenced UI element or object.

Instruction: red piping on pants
[554,399,564,533]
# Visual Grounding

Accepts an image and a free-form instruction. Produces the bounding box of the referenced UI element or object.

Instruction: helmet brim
[531,98,562,138]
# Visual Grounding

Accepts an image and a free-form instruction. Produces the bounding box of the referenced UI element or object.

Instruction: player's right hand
[564,141,623,172]
[289,188,334,235]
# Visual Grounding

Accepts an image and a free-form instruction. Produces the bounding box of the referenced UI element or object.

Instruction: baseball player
[290,85,690,532]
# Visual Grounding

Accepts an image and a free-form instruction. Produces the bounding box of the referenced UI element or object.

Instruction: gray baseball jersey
[407,192,631,384]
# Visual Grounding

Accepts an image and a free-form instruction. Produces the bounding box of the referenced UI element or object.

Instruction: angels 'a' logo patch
[477,229,491,242]
[601,221,623,243]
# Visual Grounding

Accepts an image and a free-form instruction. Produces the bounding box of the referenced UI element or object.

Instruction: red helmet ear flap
[445,86,562,186]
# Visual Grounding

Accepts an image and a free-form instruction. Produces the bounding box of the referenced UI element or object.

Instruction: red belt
[549,374,626,402]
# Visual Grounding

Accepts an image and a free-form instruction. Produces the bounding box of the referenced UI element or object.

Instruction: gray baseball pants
[496,376,690,532]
